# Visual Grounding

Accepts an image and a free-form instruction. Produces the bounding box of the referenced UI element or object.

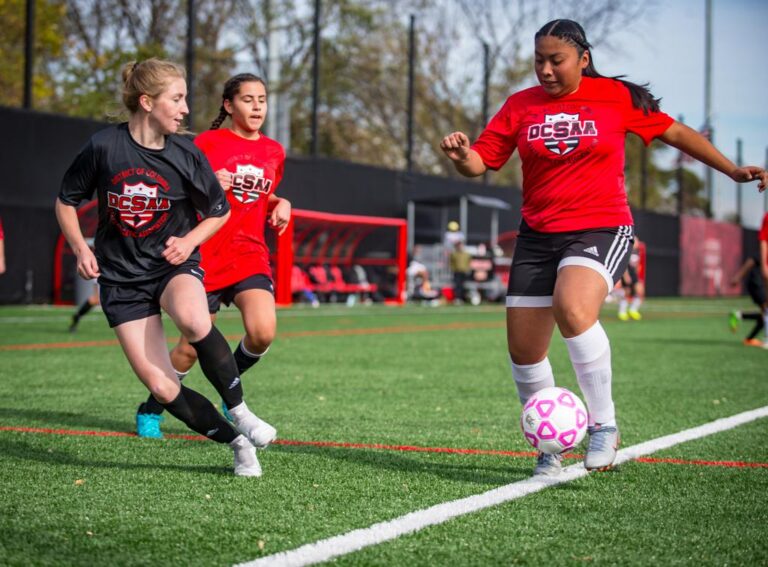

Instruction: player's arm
[55,198,100,279]
[267,193,291,236]
[440,132,487,177]
[162,211,230,266]
[659,122,767,190]
[761,240,768,283]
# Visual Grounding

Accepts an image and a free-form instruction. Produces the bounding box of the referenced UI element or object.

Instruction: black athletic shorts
[99,263,205,328]
[206,273,274,314]
[506,221,634,308]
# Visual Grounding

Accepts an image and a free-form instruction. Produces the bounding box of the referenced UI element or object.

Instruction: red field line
[2,425,766,469]
[0,321,504,352]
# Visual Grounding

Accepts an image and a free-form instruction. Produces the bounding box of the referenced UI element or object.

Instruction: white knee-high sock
[509,356,555,406]
[564,322,615,427]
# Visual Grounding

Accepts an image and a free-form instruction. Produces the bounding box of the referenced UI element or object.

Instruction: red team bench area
[270,209,407,306]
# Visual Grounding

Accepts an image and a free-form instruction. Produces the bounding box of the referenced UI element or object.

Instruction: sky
[597,0,767,228]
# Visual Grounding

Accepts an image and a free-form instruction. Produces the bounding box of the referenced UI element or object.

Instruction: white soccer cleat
[231,435,262,477]
[584,423,620,471]
[228,401,277,449]
[533,452,563,477]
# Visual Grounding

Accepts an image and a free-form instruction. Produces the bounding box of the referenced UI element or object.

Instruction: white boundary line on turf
[236,405,768,567]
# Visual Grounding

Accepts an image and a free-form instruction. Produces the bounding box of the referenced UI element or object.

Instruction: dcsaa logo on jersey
[527,112,598,156]
[232,164,272,204]
[107,182,171,229]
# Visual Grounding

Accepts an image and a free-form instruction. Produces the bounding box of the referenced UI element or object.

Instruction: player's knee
[177,318,213,343]
[553,303,595,336]
[246,327,275,352]
[147,377,181,404]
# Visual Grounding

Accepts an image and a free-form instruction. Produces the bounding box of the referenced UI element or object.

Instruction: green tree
[0,0,66,108]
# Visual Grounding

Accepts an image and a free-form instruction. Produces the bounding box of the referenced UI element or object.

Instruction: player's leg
[505,225,560,476]
[617,279,630,321]
[69,283,100,332]
[556,226,633,472]
[136,321,213,437]
[507,306,560,476]
[161,273,276,449]
[113,315,261,476]
[628,279,644,320]
[232,280,276,375]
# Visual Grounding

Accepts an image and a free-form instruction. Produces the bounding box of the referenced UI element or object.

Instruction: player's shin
[564,321,614,427]
[190,326,244,409]
[509,355,555,406]
[161,385,238,443]
[233,339,268,375]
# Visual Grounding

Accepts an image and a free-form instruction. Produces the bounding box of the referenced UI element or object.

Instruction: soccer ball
[520,386,588,455]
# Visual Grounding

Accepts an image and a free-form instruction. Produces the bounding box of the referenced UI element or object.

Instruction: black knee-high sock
[73,300,93,322]
[190,326,244,409]
[743,312,765,340]
[140,395,166,415]
[233,339,265,375]
[161,385,238,444]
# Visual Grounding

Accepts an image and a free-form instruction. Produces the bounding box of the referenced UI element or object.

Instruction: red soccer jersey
[472,76,674,232]
[759,213,768,242]
[195,128,285,291]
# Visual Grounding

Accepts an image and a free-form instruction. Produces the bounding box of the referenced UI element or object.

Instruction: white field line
[237,405,768,567]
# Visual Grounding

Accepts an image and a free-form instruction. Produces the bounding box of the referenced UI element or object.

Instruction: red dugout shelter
[273,209,407,306]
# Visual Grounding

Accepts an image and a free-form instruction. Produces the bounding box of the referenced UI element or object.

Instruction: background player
[728,256,767,346]
[440,19,768,476]
[135,73,291,437]
[618,238,644,321]
[56,58,275,476]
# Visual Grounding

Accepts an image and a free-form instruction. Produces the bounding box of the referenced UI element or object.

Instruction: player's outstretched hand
[162,235,194,265]
[76,247,100,280]
[269,198,292,236]
[440,132,471,163]
[215,168,234,191]
[731,166,768,191]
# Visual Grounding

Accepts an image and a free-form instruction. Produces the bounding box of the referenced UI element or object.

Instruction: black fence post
[310,0,321,156]
[405,15,415,172]
[185,0,196,131]
[23,0,35,109]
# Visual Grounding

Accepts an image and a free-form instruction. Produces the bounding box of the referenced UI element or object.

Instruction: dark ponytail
[208,73,268,130]
[535,19,661,114]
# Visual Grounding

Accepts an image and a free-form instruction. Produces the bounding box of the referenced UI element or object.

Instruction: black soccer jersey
[59,123,229,284]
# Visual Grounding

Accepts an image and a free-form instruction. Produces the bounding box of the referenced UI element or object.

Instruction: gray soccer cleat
[584,423,620,471]
[231,435,262,477]
[533,452,563,477]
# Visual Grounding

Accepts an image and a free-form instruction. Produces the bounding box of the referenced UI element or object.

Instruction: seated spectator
[291,265,320,307]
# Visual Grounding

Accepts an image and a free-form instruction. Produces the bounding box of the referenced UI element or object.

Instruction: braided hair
[535,19,661,114]
[209,73,267,129]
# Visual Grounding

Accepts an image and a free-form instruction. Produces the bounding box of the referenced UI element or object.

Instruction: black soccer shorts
[206,273,274,314]
[506,221,634,308]
[99,263,205,327]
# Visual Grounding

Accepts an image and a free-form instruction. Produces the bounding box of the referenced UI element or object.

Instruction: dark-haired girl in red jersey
[441,19,767,476]
[136,74,291,441]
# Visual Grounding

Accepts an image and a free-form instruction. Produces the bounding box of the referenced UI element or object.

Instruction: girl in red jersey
[57,59,275,477]
[440,19,768,476]
[136,73,291,437]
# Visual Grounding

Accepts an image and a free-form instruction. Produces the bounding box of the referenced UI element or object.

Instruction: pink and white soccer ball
[520,386,588,454]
